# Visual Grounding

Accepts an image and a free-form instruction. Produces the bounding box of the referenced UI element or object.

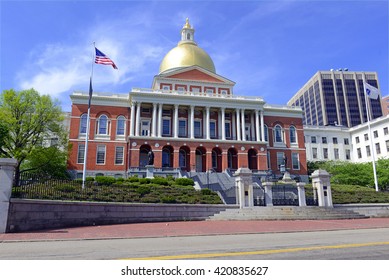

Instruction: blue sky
[1,0,388,112]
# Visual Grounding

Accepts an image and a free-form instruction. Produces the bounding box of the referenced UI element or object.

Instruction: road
[1,227,389,260]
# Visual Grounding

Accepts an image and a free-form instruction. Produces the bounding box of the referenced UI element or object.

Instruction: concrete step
[208,206,367,220]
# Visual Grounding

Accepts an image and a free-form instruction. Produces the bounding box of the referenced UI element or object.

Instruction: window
[386,140,389,152]
[142,107,151,114]
[116,116,125,136]
[311,136,317,143]
[225,121,231,138]
[162,85,171,91]
[357,148,362,159]
[323,148,328,159]
[292,153,300,170]
[77,144,85,164]
[194,120,202,138]
[220,89,228,95]
[162,148,172,167]
[312,148,318,159]
[179,149,187,168]
[376,143,381,154]
[264,125,269,142]
[178,120,187,137]
[384,127,389,135]
[176,86,185,92]
[276,152,285,169]
[141,120,150,136]
[374,130,378,138]
[162,118,171,136]
[205,88,214,94]
[210,121,217,138]
[334,148,339,160]
[96,145,106,165]
[289,126,297,144]
[344,138,349,145]
[356,136,360,144]
[50,137,58,146]
[364,133,369,141]
[79,114,87,134]
[274,125,284,143]
[97,115,109,135]
[346,149,351,160]
[366,145,371,157]
[332,137,338,144]
[115,146,124,165]
[322,137,327,144]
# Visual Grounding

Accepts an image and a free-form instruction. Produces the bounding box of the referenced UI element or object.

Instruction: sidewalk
[1,218,389,242]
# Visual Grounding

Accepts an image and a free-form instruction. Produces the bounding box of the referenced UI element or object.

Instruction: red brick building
[68,19,307,181]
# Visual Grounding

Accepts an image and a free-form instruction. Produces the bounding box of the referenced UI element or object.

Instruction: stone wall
[334,204,389,218]
[6,199,233,233]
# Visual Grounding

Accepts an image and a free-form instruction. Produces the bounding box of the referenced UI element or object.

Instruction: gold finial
[183,18,191,29]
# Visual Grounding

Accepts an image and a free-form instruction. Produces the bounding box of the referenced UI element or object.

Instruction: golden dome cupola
[159,18,216,74]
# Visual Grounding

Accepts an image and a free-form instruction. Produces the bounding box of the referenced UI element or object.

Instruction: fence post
[262,181,274,206]
[311,169,333,207]
[0,158,18,233]
[296,182,307,206]
[234,168,253,208]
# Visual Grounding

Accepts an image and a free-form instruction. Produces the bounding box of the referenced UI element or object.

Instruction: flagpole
[82,42,95,189]
[363,81,379,192]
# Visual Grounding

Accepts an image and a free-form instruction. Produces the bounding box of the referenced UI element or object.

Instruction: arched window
[264,124,269,142]
[274,125,284,143]
[116,116,126,136]
[289,126,297,144]
[79,114,87,134]
[179,149,186,168]
[97,114,109,135]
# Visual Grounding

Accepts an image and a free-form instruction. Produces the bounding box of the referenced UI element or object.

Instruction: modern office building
[288,70,383,128]
[67,19,308,181]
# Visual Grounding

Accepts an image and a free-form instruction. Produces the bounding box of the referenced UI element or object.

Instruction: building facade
[304,114,389,163]
[67,19,307,180]
[288,70,383,128]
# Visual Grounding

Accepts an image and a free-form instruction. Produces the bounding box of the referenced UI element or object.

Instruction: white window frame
[292,153,300,170]
[210,120,217,139]
[96,145,106,165]
[162,117,171,136]
[225,121,231,139]
[141,119,151,136]
[96,114,110,136]
[116,116,126,136]
[115,146,124,165]
[79,114,87,135]
[178,119,187,137]
[289,126,297,144]
[77,144,85,164]
[276,152,285,169]
[194,119,202,138]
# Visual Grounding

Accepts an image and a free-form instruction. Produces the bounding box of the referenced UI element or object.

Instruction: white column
[190,105,195,139]
[157,103,163,137]
[174,104,179,138]
[260,110,265,142]
[250,111,255,141]
[241,109,246,141]
[130,102,135,136]
[151,103,157,137]
[221,107,226,140]
[206,106,210,140]
[236,109,241,141]
[135,102,141,137]
[255,110,260,142]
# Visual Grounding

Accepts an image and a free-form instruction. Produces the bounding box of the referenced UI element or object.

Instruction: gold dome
[159,19,216,74]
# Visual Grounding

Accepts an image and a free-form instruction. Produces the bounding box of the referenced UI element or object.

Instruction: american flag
[95,47,118,69]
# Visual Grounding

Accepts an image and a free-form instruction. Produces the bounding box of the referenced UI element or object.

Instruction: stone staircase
[208,206,367,220]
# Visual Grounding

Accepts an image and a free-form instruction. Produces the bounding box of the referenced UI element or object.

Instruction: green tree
[0,122,8,150]
[0,89,68,185]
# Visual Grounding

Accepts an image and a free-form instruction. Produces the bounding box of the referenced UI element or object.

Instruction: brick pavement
[1,218,389,242]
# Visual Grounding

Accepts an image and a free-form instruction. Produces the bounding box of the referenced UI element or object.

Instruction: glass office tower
[288,71,383,128]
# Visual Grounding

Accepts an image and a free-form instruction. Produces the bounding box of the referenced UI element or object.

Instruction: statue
[283,155,288,167]
[148,150,154,165]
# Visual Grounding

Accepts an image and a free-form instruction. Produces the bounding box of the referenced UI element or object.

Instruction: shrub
[55,184,76,193]
[151,177,169,186]
[161,195,176,203]
[95,176,116,186]
[175,178,194,186]
[201,188,213,195]
[136,186,151,195]
[128,177,139,183]
[139,178,151,184]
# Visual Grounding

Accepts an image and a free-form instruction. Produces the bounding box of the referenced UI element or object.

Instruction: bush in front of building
[175,178,194,186]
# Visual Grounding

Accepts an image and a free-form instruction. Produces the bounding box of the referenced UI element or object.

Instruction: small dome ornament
[183,18,191,29]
